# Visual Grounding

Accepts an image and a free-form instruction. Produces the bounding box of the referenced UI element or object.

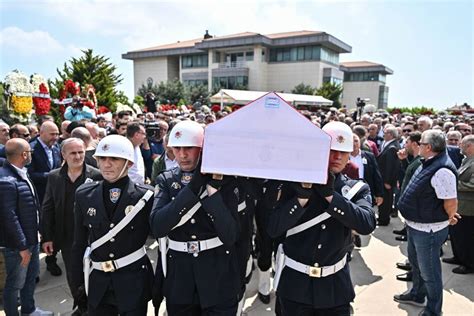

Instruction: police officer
[267,121,376,315]
[150,120,241,315]
[71,135,155,316]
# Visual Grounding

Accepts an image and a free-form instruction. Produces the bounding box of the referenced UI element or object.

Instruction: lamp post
[220,89,224,111]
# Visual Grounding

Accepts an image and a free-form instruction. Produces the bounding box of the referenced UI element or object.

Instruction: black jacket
[71,178,154,312]
[27,139,61,204]
[41,163,102,248]
[0,161,40,250]
[377,140,401,186]
[150,167,241,308]
[267,174,376,308]
[361,151,384,199]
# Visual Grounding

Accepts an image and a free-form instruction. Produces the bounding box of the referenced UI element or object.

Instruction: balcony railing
[217,61,248,68]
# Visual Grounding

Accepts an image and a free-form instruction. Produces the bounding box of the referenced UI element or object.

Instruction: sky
[0,0,472,109]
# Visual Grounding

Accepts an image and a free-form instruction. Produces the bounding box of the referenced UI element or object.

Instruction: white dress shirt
[128,145,145,184]
[350,151,365,179]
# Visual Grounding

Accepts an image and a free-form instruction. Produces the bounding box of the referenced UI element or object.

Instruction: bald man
[59,120,72,145]
[0,124,30,158]
[27,121,63,276]
[0,139,53,315]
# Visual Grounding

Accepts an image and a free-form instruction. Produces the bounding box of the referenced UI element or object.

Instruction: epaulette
[135,182,154,191]
[77,180,101,193]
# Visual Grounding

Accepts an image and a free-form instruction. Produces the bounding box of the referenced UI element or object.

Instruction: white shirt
[128,145,145,184]
[350,151,364,179]
[164,154,178,171]
[405,165,457,233]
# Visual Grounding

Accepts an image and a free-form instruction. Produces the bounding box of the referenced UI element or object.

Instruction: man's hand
[73,285,88,310]
[397,148,408,160]
[42,241,54,255]
[384,183,392,190]
[314,172,335,199]
[188,160,207,195]
[449,213,461,225]
[375,196,383,206]
[19,249,31,267]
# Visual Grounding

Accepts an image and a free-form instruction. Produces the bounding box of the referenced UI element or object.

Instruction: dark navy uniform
[71,177,154,315]
[267,174,376,315]
[150,167,241,315]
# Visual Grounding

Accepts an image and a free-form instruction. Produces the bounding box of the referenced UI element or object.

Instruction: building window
[344,72,382,82]
[212,76,248,90]
[183,79,208,88]
[213,52,221,63]
[323,77,343,85]
[269,45,337,64]
[182,54,209,68]
[245,51,254,61]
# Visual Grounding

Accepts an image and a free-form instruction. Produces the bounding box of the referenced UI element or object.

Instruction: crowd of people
[0,101,473,316]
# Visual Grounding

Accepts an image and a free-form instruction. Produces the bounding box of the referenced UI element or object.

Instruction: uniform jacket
[41,163,102,248]
[0,161,40,250]
[267,174,376,308]
[377,139,401,186]
[457,156,474,216]
[70,178,154,312]
[150,167,241,308]
[27,138,61,204]
[361,150,384,199]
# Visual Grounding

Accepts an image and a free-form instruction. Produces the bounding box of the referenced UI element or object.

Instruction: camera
[144,120,161,138]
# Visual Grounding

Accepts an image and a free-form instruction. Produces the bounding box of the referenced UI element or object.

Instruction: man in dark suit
[377,125,401,226]
[350,134,384,206]
[42,138,102,316]
[27,120,62,276]
[70,135,154,315]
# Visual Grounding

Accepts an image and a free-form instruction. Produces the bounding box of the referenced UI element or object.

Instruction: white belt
[168,237,223,254]
[284,254,347,278]
[91,246,147,272]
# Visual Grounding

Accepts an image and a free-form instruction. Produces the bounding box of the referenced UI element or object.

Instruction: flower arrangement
[59,79,80,99]
[82,84,97,109]
[4,70,34,94]
[11,95,33,114]
[30,74,47,93]
[32,83,51,116]
[211,105,221,113]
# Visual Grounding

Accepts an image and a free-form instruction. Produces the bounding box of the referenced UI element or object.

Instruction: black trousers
[166,299,237,316]
[450,215,474,268]
[88,303,147,316]
[378,187,394,225]
[278,296,350,316]
[59,244,74,297]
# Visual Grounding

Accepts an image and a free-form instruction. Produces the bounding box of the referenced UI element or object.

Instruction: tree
[185,84,210,105]
[315,82,343,108]
[137,79,186,105]
[51,49,123,108]
[291,83,315,95]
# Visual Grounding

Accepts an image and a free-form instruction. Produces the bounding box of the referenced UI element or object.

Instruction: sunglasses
[403,129,413,132]
[21,133,30,138]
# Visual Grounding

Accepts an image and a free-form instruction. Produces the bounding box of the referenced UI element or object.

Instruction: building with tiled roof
[123,30,393,108]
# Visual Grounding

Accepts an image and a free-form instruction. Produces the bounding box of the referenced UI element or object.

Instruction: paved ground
[1,216,473,315]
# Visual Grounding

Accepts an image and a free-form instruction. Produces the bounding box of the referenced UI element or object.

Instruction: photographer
[142,120,168,178]
[64,96,95,122]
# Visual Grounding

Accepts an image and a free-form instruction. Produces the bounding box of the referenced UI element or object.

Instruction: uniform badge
[125,205,134,215]
[181,173,192,184]
[109,188,121,203]
[84,177,93,184]
[341,185,351,197]
[171,182,181,190]
[362,157,368,165]
[102,144,110,151]
[174,131,182,139]
[87,207,96,217]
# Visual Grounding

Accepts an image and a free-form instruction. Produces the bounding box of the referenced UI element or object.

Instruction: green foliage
[133,95,144,106]
[291,83,315,95]
[387,106,436,115]
[137,79,185,105]
[315,82,343,108]
[52,49,123,107]
[185,84,210,105]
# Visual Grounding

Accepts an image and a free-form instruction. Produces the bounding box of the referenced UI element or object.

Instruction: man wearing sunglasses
[0,124,31,158]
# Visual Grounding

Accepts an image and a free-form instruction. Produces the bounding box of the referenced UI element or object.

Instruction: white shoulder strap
[286,212,331,237]
[285,181,365,238]
[172,190,208,230]
[90,190,154,252]
[343,181,365,201]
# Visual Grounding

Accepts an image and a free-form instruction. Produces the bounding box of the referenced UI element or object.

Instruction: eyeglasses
[403,129,413,132]
[20,133,30,138]
[448,139,460,142]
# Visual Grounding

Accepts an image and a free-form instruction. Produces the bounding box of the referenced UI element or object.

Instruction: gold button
[191,235,197,240]
[110,238,115,242]
[317,244,322,249]
[321,224,326,229]
[110,223,114,228]
[193,253,198,257]
[109,253,114,258]
[314,263,319,267]
[190,218,196,224]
